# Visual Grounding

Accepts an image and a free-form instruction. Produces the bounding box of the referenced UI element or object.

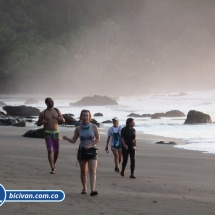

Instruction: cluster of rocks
[156,141,176,144]
[128,110,185,119]
[0,118,29,127]
[71,95,118,106]
[0,111,6,118]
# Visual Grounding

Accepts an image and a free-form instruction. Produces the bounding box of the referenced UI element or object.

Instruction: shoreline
[0,125,215,215]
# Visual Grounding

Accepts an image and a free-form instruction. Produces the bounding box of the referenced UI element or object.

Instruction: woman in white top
[105,117,122,172]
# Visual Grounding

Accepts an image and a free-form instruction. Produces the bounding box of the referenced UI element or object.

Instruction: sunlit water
[1,90,215,154]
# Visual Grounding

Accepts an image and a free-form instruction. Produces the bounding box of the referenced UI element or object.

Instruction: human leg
[112,148,120,171]
[130,148,136,178]
[53,139,60,169]
[47,151,55,172]
[88,159,98,192]
[45,138,55,172]
[118,149,122,165]
[54,152,59,167]
[79,160,88,192]
[121,148,129,176]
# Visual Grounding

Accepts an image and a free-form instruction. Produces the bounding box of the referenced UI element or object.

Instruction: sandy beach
[0,125,215,215]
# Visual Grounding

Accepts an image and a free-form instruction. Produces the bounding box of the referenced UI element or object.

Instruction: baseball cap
[112,117,119,121]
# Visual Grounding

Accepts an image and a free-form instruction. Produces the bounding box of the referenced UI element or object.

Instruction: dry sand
[0,125,215,215]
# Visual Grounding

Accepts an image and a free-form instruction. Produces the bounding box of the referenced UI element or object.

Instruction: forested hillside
[0,0,215,94]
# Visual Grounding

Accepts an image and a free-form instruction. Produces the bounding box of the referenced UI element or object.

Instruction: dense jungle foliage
[0,0,215,94]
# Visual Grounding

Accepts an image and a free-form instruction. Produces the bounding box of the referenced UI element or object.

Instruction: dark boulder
[127,113,142,117]
[0,111,6,118]
[152,110,185,118]
[141,114,152,117]
[0,118,17,126]
[127,113,151,117]
[94,113,103,116]
[156,141,176,144]
[24,98,39,105]
[101,120,112,123]
[14,121,28,127]
[75,119,100,127]
[0,118,28,127]
[75,121,81,127]
[60,114,77,125]
[72,95,118,106]
[184,110,212,124]
[3,105,40,116]
[164,110,185,117]
[91,118,100,127]
[0,101,6,106]
[151,113,165,118]
[128,110,185,118]
[151,116,161,119]
[23,128,44,138]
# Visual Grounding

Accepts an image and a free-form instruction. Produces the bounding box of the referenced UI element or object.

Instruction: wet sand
[0,126,215,215]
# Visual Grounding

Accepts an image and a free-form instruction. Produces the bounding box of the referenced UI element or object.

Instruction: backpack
[111,127,122,149]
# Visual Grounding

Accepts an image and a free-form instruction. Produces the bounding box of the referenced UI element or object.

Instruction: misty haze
[1,0,215,95]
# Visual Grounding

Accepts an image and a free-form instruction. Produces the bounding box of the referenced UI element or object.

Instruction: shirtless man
[37,98,65,174]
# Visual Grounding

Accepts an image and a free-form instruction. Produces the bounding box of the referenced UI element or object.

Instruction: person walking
[63,109,100,196]
[120,118,137,179]
[105,117,122,172]
[36,97,65,174]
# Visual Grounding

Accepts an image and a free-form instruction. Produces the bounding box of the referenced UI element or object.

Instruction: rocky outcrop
[0,111,6,118]
[128,110,185,118]
[24,98,39,105]
[60,114,77,125]
[127,113,151,117]
[94,113,103,116]
[184,110,212,124]
[72,95,118,106]
[0,101,6,106]
[151,116,161,119]
[22,128,44,138]
[156,141,176,144]
[101,120,112,123]
[169,92,187,97]
[0,119,28,127]
[163,110,185,117]
[151,113,165,118]
[91,119,100,127]
[75,119,100,127]
[3,105,40,116]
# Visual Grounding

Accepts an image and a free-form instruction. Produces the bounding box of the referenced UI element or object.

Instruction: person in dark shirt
[120,118,137,179]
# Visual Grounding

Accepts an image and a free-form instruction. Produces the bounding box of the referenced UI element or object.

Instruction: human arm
[133,129,137,149]
[106,136,111,150]
[121,137,128,150]
[85,124,100,149]
[63,127,79,144]
[36,112,47,126]
[121,128,128,150]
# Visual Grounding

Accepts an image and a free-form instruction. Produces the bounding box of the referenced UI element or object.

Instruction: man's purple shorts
[44,131,60,152]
